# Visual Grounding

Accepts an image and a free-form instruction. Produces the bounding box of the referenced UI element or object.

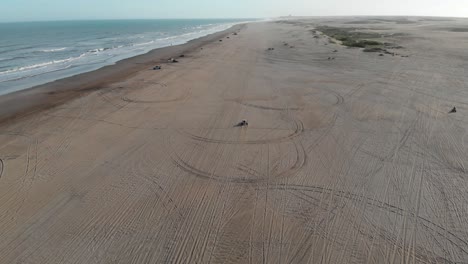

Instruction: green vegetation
[447,28,468,32]
[374,19,416,24]
[315,26,399,53]
[316,26,381,40]
[363,47,385,52]
[344,20,382,24]
[342,39,382,48]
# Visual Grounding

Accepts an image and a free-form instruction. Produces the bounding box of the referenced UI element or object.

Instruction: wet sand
[1,18,468,263]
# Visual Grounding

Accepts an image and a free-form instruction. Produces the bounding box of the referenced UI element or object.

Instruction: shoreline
[0,23,245,124]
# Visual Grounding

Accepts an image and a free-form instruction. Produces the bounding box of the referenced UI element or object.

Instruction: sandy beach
[1,18,468,263]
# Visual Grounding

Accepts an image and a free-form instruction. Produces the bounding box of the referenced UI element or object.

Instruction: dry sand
[1,18,468,263]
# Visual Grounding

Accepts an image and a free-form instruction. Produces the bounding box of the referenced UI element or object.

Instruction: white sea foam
[88,48,106,53]
[0,53,85,75]
[41,47,67,52]
[133,40,155,47]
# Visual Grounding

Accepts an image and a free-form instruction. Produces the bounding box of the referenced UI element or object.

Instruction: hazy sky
[1,0,467,22]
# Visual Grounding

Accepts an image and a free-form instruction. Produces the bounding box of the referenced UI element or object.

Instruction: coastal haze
[0,15,468,264]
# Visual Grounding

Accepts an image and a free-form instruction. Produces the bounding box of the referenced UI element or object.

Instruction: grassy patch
[344,20,383,24]
[316,26,381,40]
[446,28,468,32]
[419,18,453,22]
[316,26,385,49]
[315,26,405,55]
[374,19,416,24]
[363,47,385,52]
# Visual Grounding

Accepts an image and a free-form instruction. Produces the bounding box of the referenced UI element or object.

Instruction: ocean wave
[0,44,18,49]
[0,64,74,83]
[0,56,26,62]
[0,46,35,55]
[87,46,125,53]
[41,47,67,52]
[88,48,107,53]
[0,54,86,75]
[133,40,155,47]
[0,45,125,77]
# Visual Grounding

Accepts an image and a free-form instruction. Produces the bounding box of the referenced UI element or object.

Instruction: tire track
[121,95,188,104]
[171,142,306,184]
[0,158,3,180]
[262,184,468,256]
[328,90,344,105]
[178,119,304,145]
[233,88,344,111]
[97,86,128,109]
[120,82,191,104]
[98,82,191,105]
[34,94,90,174]
[235,99,303,111]
[0,132,35,186]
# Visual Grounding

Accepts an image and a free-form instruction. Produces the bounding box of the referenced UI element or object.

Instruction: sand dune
[1,18,468,263]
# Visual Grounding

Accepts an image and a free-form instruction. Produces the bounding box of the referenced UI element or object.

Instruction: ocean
[0,19,252,95]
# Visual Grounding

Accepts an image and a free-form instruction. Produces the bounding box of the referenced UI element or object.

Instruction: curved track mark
[179,119,304,145]
[234,89,344,111]
[0,158,3,180]
[236,100,303,111]
[171,142,306,183]
[121,83,190,104]
[331,90,344,105]
[121,95,187,104]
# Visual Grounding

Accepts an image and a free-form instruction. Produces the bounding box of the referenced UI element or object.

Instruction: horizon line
[1,14,467,24]
[0,17,262,24]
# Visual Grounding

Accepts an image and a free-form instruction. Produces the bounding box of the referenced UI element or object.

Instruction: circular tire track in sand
[178,119,304,145]
[121,82,190,104]
[97,81,189,105]
[171,142,306,183]
[172,115,307,182]
[233,89,344,112]
[96,86,128,109]
[0,132,37,192]
[121,95,187,104]
[235,99,303,111]
[304,89,344,106]
[0,158,3,180]
[330,90,344,105]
